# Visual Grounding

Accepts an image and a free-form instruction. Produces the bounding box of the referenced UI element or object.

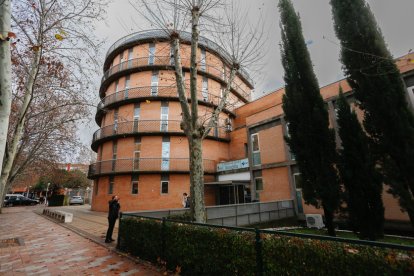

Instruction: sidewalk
[0,206,162,275]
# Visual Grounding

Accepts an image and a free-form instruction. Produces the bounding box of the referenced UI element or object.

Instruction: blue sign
[217,158,249,172]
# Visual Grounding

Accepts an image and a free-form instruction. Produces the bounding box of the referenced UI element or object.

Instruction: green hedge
[118,217,414,275]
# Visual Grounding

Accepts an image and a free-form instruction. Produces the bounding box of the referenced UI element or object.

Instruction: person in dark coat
[105,195,120,243]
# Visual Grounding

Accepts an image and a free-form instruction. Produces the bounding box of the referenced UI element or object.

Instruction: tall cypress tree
[336,89,384,240]
[330,0,414,226]
[279,0,340,236]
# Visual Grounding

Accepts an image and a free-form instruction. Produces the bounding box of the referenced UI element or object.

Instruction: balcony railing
[96,85,242,115]
[92,120,230,147]
[88,158,216,178]
[104,29,253,86]
[100,56,250,100]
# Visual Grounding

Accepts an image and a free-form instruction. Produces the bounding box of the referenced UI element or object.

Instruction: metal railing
[88,158,216,178]
[100,55,251,100]
[92,120,230,145]
[104,29,253,86]
[96,85,242,113]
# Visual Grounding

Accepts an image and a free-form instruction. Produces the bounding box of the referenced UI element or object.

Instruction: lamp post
[86,187,90,205]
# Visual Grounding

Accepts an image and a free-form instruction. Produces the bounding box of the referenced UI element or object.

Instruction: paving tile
[0,206,162,275]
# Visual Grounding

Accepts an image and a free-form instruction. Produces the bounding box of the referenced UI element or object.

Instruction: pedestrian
[185,196,190,208]
[105,195,120,243]
[182,193,188,208]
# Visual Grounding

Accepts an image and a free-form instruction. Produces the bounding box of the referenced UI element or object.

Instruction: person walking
[105,195,120,243]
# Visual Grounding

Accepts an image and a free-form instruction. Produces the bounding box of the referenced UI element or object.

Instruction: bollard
[255,229,263,276]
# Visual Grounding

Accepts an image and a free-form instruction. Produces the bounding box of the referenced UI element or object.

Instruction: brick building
[89,30,414,222]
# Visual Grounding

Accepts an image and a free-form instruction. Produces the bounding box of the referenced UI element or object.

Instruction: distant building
[89,29,414,222]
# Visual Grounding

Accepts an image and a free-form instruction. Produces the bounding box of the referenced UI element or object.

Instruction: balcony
[99,55,251,102]
[88,158,216,178]
[91,120,230,151]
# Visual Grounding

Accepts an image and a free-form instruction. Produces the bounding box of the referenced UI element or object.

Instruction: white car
[69,196,84,205]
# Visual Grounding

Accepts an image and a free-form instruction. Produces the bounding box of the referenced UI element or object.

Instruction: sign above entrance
[217,158,249,172]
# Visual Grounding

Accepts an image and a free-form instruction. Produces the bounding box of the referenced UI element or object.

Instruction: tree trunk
[0,0,12,213]
[189,137,206,223]
[0,49,41,208]
[323,205,336,237]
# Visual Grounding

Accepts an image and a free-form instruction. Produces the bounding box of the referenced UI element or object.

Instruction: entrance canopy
[204,180,250,186]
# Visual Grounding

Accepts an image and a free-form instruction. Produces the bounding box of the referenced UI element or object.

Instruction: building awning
[204,180,250,186]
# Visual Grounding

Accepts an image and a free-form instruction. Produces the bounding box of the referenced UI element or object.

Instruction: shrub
[118,216,414,276]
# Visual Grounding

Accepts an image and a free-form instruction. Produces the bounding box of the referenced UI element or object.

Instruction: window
[124,75,130,99]
[95,182,98,195]
[200,48,206,71]
[112,141,117,171]
[133,103,140,132]
[133,137,141,170]
[160,102,169,131]
[119,51,124,70]
[170,45,175,66]
[285,123,295,160]
[113,108,119,133]
[202,76,208,101]
[127,48,133,68]
[151,71,159,96]
[108,176,114,194]
[161,181,169,194]
[293,173,302,189]
[251,133,261,165]
[114,80,119,100]
[255,177,263,191]
[149,43,155,65]
[131,175,139,194]
[161,137,170,170]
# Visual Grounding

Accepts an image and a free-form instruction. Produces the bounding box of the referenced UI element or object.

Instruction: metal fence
[92,120,230,144]
[88,158,216,178]
[128,200,295,227]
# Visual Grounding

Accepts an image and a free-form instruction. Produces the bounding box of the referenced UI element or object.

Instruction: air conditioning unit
[305,214,324,229]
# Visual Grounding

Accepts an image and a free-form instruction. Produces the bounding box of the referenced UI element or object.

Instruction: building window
[133,137,141,171]
[133,103,140,132]
[124,75,130,99]
[151,71,159,96]
[200,48,206,71]
[149,43,155,65]
[161,181,169,194]
[127,48,133,68]
[113,108,119,133]
[112,141,117,171]
[161,136,170,170]
[95,182,98,195]
[251,133,261,165]
[202,76,208,101]
[131,175,139,194]
[114,80,119,100]
[285,123,295,160]
[160,102,169,131]
[293,173,302,189]
[255,177,263,191]
[119,51,124,70]
[108,176,114,194]
[170,45,175,66]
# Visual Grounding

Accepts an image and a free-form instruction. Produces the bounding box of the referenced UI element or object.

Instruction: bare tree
[0,0,108,210]
[133,0,266,222]
[0,0,12,184]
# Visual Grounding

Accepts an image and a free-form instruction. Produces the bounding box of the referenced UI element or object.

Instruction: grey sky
[80,0,414,146]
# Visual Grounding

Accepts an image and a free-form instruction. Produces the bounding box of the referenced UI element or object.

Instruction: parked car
[69,196,84,205]
[3,194,39,207]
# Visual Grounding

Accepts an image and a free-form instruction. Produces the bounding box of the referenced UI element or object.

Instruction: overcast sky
[80,0,414,145]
